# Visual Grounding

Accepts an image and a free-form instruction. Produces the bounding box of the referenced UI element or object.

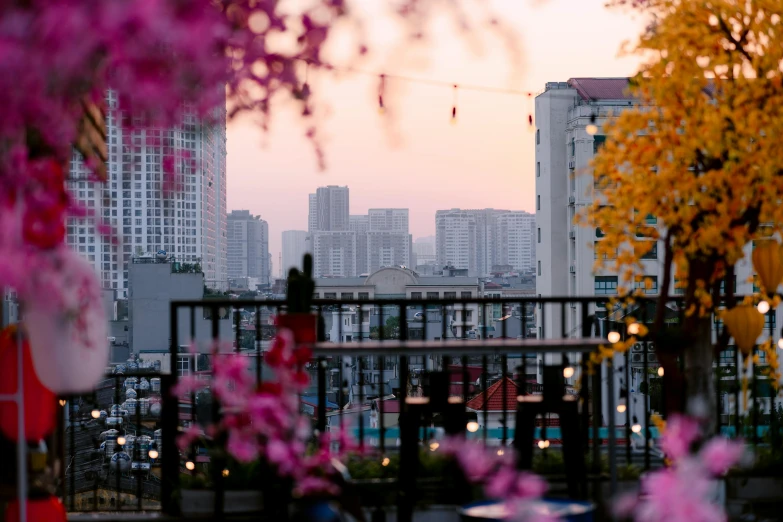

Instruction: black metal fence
[54,295,779,519]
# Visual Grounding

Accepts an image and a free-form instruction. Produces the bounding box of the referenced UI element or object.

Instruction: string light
[657,366,664,377]
[117,437,126,446]
[451,84,458,124]
[381,457,390,466]
[148,450,159,459]
[607,331,621,343]
[757,301,770,314]
[778,338,783,349]
[632,416,642,433]
[537,440,550,449]
[185,461,195,471]
[222,469,230,477]
[59,400,67,407]
[627,323,641,335]
[497,449,504,456]
[91,409,100,419]
[429,441,440,451]
[586,113,598,135]
[378,74,385,114]
[466,421,479,433]
[563,366,574,379]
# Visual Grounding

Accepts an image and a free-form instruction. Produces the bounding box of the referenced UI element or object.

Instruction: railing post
[317,357,326,434]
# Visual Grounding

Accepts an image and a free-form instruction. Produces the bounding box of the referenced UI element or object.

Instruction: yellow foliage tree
[585,0,783,423]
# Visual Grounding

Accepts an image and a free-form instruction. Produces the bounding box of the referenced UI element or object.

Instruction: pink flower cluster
[440,438,554,522]
[174,329,352,497]
[614,415,745,522]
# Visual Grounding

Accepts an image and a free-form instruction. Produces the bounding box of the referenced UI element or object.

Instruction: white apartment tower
[226,210,270,285]
[495,211,536,272]
[308,186,356,277]
[436,210,477,275]
[281,230,310,275]
[366,209,411,272]
[67,90,228,297]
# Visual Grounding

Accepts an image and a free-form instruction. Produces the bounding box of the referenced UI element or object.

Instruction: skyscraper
[66,90,228,297]
[436,210,477,274]
[226,210,270,285]
[308,186,355,277]
[366,208,410,272]
[281,230,310,275]
[494,211,536,272]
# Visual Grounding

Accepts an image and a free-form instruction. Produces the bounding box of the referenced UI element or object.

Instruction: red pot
[276,314,318,346]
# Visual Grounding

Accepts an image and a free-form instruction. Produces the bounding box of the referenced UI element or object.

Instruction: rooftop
[567,77,632,101]
[466,376,521,412]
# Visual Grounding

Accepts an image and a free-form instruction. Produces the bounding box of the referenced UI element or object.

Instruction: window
[536,162,540,177]
[645,214,657,225]
[426,292,439,299]
[765,311,776,331]
[341,292,354,300]
[537,195,540,210]
[324,292,337,299]
[570,137,575,157]
[358,292,370,300]
[635,276,658,295]
[593,135,606,154]
[537,261,542,276]
[719,346,736,364]
[176,356,191,377]
[536,129,540,145]
[719,276,737,295]
[444,292,457,299]
[537,228,541,243]
[460,292,472,298]
[594,242,617,259]
[595,276,618,295]
[640,242,658,260]
[410,292,422,300]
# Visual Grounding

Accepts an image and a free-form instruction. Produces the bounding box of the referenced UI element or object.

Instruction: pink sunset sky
[227,0,647,277]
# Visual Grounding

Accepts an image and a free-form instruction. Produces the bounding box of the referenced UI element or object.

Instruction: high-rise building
[67,90,228,297]
[281,230,310,275]
[349,215,369,276]
[436,210,477,274]
[368,208,409,233]
[494,211,536,272]
[413,236,436,267]
[364,208,410,272]
[536,78,649,337]
[311,231,357,278]
[308,194,318,233]
[310,185,349,232]
[226,210,269,285]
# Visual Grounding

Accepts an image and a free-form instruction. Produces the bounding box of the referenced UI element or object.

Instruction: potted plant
[278,253,318,345]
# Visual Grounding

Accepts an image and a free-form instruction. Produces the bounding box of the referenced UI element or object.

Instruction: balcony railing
[11,295,776,520]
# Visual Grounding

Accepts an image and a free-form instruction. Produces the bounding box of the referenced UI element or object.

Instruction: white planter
[180,490,264,516]
[25,248,108,394]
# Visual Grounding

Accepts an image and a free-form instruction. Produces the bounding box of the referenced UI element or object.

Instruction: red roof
[466,377,520,412]
[568,78,632,101]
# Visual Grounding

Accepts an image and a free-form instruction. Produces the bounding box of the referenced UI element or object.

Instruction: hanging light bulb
[563,366,575,379]
[537,440,546,449]
[778,338,783,349]
[429,441,440,451]
[757,301,770,314]
[91,409,100,419]
[497,449,504,456]
[586,113,598,135]
[657,366,664,377]
[117,436,126,446]
[148,450,159,459]
[185,461,195,471]
[466,421,479,433]
[451,84,458,125]
[59,400,66,407]
[632,416,642,433]
[382,457,390,466]
[378,74,386,115]
[607,331,621,343]
[222,469,230,477]
[627,323,641,335]
[617,391,627,413]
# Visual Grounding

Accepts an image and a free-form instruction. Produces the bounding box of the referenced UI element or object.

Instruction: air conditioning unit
[632,342,645,352]
[568,160,575,169]
[569,265,576,273]
[569,230,575,239]
[648,353,658,363]
[568,196,575,204]
[647,341,655,351]
[631,353,643,363]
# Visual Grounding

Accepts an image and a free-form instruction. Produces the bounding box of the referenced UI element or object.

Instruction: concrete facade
[349,215,370,276]
[67,90,228,297]
[311,230,358,278]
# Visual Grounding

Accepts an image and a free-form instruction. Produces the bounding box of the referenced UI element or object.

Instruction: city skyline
[226,0,645,268]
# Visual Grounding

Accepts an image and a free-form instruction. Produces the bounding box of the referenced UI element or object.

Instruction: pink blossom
[660,415,700,460]
[227,431,259,463]
[172,375,203,398]
[699,438,744,476]
[266,439,296,475]
[177,424,203,452]
[294,476,340,498]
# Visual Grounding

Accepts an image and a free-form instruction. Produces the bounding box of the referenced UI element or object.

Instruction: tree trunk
[684,315,717,431]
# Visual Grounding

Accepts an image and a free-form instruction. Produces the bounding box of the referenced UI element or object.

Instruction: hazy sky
[226,0,646,277]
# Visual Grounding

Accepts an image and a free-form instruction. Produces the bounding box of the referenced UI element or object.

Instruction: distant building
[436,210,477,275]
[349,215,370,276]
[281,230,310,274]
[413,236,436,266]
[311,230,358,278]
[226,210,270,285]
[308,194,318,233]
[495,211,536,272]
[311,185,350,231]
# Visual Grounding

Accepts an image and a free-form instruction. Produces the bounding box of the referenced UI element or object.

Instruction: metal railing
[48,295,780,520]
